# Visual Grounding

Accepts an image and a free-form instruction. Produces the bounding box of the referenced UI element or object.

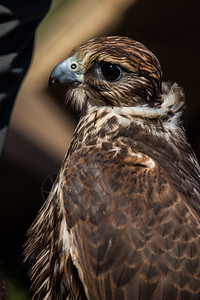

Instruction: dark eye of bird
[100,63,122,81]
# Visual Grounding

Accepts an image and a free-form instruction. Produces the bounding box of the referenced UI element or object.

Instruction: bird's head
[49,36,163,110]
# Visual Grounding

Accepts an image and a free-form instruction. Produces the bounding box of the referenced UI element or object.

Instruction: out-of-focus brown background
[0,0,199,298]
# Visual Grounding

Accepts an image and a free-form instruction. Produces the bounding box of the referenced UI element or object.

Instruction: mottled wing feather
[62,146,200,300]
[25,180,87,300]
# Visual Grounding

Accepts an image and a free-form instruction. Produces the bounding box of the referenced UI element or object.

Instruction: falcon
[25,36,200,299]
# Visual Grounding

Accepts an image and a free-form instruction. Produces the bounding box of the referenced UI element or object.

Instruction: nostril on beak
[49,77,55,87]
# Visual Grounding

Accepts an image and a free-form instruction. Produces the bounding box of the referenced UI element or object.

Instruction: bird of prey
[25,36,200,300]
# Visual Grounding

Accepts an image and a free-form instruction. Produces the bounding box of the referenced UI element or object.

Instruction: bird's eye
[100,63,122,81]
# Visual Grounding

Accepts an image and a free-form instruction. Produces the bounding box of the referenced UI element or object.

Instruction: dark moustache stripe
[88,83,114,106]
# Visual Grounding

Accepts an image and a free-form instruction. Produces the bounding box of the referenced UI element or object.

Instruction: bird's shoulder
[61,145,200,299]
[63,143,200,224]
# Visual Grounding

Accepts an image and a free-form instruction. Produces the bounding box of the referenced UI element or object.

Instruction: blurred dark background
[0,0,199,298]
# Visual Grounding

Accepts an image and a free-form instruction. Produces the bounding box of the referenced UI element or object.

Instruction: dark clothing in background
[0,2,51,296]
[0,0,52,158]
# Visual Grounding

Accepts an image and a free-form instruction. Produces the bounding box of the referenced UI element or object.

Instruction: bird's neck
[67,81,188,156]
[67,102,182,156]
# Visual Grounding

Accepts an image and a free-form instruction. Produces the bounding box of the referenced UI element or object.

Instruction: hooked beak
[49,57,83,87]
